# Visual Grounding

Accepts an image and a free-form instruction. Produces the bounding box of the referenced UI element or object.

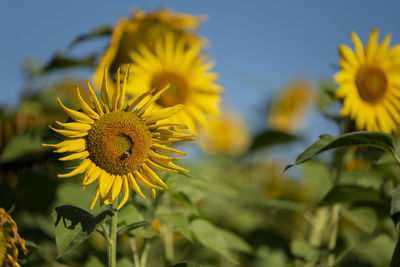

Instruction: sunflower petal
[136,85,171,115]
[100,67,111,113]
[55,121,92,131]
[57,98,94,124]
[85,79,104,115]
[43,138,86,153]
[110,175,123,203]
[90,189,100,210]
[134,170,163,190]
[118,176,131,209]
[98,172,116,198]
[127,173,146,199]
[146,159,178,173]
[76,87,100,119]
[127,89,155,112]
[151,143,187,155]
[49,126,88,138]
[141,164,168,189]
[59,150,89,161]
[58,159,91,178]
[143,104,184,124]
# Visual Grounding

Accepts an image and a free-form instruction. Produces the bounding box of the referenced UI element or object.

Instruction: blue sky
[1,0,400,141]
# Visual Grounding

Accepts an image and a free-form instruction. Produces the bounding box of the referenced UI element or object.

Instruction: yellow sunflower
[335,29,400,133]
[198,110,249,155]
[267,79,313,134]
[93,8,205,88]
[126,34,223,133]
[0,208,28,267]
[43,67,193,210]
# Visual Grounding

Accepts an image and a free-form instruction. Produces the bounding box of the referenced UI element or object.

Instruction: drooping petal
[90,188,100,210]
[146,159,178,173]
[141,164,168,189]
[58,159,91,178]
[151,143,187,155]
[143,104,185,124]
[118,176,131,209]
[133,170,163,190]
[127,173,146,199]
[98,172,116,198]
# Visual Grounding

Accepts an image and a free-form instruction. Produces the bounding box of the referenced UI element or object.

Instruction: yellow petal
[110,175,123,203]
[100,67,110,113]
[167,162,189,173]
[149,150,181,161]
[59,150,89,161]
[148,123,187,130]
[85,79,104,115]
[57,98,94,124]
[127,89,155,112]
[151,143,187,155]
[82,164,101,187]
[127,173,146,199]
[49,126,88,138]
[143,104,185,124]
[134,170,163,190]
[141,164,168,189]
[98,172,116,198]
[118,66,130,110]
[76,87,100,120]
[118,176,130,209]
[151,189,156,199]
[136,85,171,115]
[112,67,121,111]
[55,121,92,131]
[146,159,178,174]
[43,138,86,153]
[58,158,91,178]
[90,188,100,210]
[351,31,365,63]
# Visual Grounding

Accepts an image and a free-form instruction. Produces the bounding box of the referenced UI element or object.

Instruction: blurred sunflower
[43,67,193,210]
[127,34,223,133]
[94,8,205,88]
[335,29,400,133]
[267,79,313,134]
[0,208,27,267]
[199,110,249,155]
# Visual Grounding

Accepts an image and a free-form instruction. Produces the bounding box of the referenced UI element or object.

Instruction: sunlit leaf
[250,130,297,151]
[190,219,237,263]
[160,212,192,241]
[290,239,318,262]
[285,131,395,171]
[342,207,377,233]
[53,205,113,257]
[84,255,106,267]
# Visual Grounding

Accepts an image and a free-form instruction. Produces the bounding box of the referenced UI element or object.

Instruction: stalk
[107,201,118,267]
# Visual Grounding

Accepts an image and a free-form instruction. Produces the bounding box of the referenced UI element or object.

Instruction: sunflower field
[2,2,400,267]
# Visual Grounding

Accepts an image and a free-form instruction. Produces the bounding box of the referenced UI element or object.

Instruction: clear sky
[1,0,400,140]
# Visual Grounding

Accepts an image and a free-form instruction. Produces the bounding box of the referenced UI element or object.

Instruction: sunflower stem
[107,201,118,267]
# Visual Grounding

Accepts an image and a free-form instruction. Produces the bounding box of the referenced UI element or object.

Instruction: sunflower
[267,79,313,134]
[0,208,28,267]
[198,110,249,155]
[126,34,223,133]
[335,29,400,133]
[93,8,205,88]
[43,67,193,210]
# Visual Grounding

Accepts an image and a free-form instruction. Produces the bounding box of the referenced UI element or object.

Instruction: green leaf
[171,263,204,267]
[290,239,318,261]
[68,25,112,48]
[320,185,385,206]
[0,132,46,163]
[84,255,106,267]
[285,131,395,171]
[117,221,149,236]
[342,207,377,233]
[116,258,134,267]
[250,130,297,151]
[190,219,237,263]
[118,204,142,225]
[301,161,333,202]
[159,212,192,241]
[53,205,113,257]
[218,229,252,253]
[316,80,339,120]
[42,52,96,72]
[391,187,400,228]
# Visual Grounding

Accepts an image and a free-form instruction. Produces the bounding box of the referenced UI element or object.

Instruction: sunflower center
[86,111,152,175]
[151,72,188,107]
[356,67,387,103]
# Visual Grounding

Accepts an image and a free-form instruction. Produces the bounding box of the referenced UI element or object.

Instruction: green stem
[327,204,341,266]
[140,240,151,267]
[130,237,141,267]
[107,201,118,267]
[392,151,400,166]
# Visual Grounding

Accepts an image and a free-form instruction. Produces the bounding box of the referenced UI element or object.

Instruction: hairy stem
[107,201,118,267]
